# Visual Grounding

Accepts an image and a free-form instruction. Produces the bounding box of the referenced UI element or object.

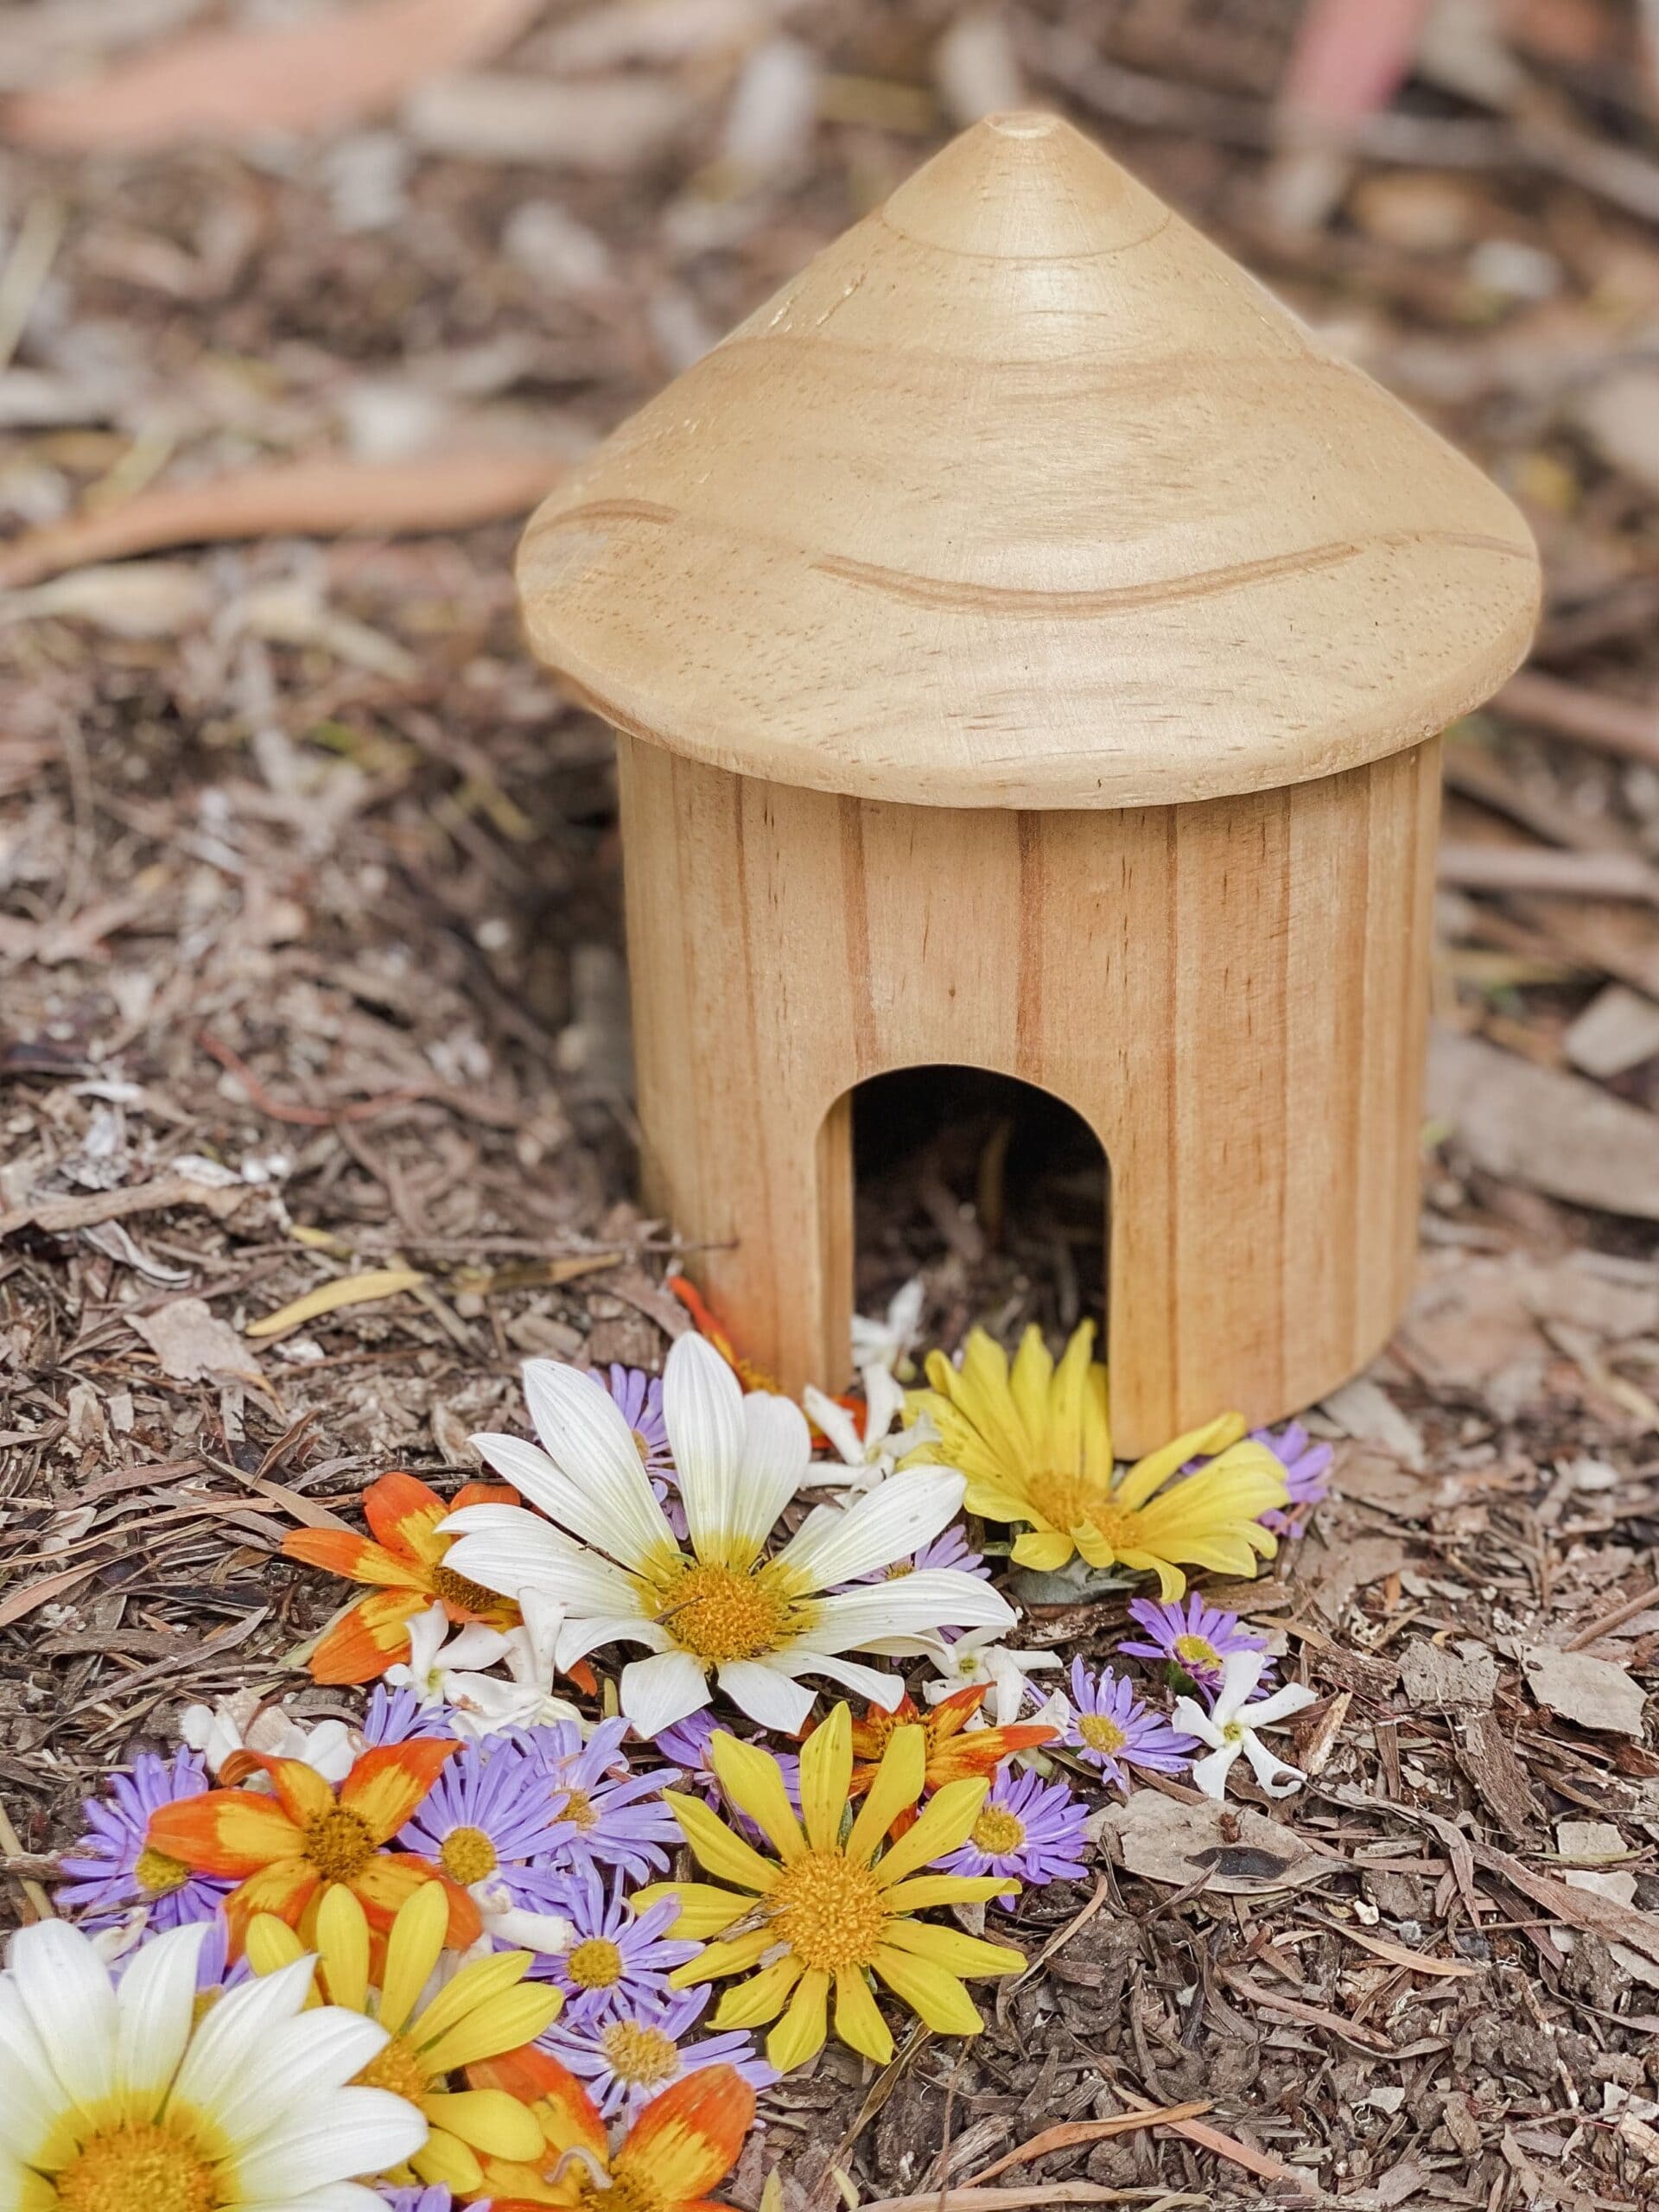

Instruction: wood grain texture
[520,111,1538,810]
[620,734,1440,1453]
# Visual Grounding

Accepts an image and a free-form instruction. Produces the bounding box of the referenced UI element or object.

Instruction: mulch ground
[5,2,1659,2205]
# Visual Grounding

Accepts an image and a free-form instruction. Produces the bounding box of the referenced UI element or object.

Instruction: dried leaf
[130,1299,264,1385]
[246,1268,426,1340]
[403,73,690,169]
[3,0,542,152]
[1564,983,1659,1080]
[1428,1027,1659,1223]
[1400,1640,1498,1711]
[0,447,569,593]
[1521,1645,1648,1738]
[1096,1790,1326,1897]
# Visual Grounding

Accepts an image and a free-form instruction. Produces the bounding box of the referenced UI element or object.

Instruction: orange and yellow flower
[145,1738,479,1954]
[667,1274,781,1394]
[469,2044,754,2212]
[284,1468,522,1683]
[846,1684,1057,1834]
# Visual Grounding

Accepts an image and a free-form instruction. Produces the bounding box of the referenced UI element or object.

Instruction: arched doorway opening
[842,1065,1109,1358]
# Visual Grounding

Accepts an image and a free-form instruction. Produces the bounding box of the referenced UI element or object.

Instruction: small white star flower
[1173,1649,1317,1801]
[912,1624,1065,1726]
[384,1601,515,1711]
[442,1590,585,1737]
[850,1276,926,1378]
[801,1363,941,1493]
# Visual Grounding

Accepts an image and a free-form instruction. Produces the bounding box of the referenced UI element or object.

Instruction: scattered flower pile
[19,1295,1332,2209]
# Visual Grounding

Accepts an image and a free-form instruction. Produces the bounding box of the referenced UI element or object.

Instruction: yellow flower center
[1222,1719,1247,1745]
[1173,1633,1222,1672]
[654,1561,791,1665]
[358,2031,431,2102]
[1077,1713,1128,1756]
[554,1785,599,1831]
[432,1561,505,1615]
[1025,1470,1116,1536]
[970,1807,1026,1855]
[599,2019,682,2088]
[134,1845,191,1897]
[302,1805,376,1883]
[54,2121,215,2212]
[438,1825,499,1885]
[567,1936,625,1989]
[769,1850,887,1973]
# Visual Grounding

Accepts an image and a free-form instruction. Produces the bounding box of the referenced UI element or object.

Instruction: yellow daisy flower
[246,1878,559,2196]
[634,1703,1022,2072]
[905,1321,1289,1595]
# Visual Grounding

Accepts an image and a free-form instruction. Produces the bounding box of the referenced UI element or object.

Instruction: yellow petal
[244,1913,308,1981]
[766,1967,830,2073]
[710,1951,804,2027]
[315,1882,372,2018]
[710,1734,806,1862]
[407,1951,529,2050]
[411,2130,486,2195]
[421,1982,561,2075]
[1010,1529,1075,1572]
[664,1789,779,1894]
[870,1946,986,2036]
[1046,1323,1096,1481]
[1082,1361,1113,1486]
[874,1777,987,1886]
[381,1881,448,2035]
[635,1881,752,1938]
[1111,1414,1248,1511]
[424,2088,547,2158]
[798,1703,852,1853]
[1007,1324,1056,1457]
[882,1874,1020,1913]
[671,1925,777,1986]
[876,1918,1024,1978]
[846,1724,925,1866]
[833,1967,893,2063]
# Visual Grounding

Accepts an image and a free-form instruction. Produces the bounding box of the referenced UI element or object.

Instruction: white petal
[800,1388,864,1469]
[0,1982,67,2161]
[1187,1744,1240,1800]
[556,1612,671,1666]
[1211,1649,1265,1726]
[1244,1682,1319,1730]
[717,1658,817,1732]
[730,1390,811,1552]
[806,1571,1014,1652]
[862,1364,906,1443]
[621,1649,712,1737]
[442,1520,639,1613]
[480,1374,676,1573]
[664,1332,746,1559]
[783,1649,906,1709]
[1240,1733,1307,1799]
[194,2008,392,2151]
[403,1604,448,1680]
[439,1623,513,1671]
[168,1958,320,2128]
[235,2085,427,2196]
[265,2188,389,2212]
[7,1919,119,2112]
[517,1587,565,1669]
[1170,1696,1226,1751]
[115,1923,205,2111]
[772,1468,963,1590]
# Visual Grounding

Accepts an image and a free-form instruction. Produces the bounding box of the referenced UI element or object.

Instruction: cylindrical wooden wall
[618,731,1439,1456]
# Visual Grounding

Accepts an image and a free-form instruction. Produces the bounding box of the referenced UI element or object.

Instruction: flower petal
[664,1786,779,1894]
[832,1967,893,2063]
[873,1777,987,1886]
[617,2064,755,2203]
[340,1740,458,1842]
[145,1785,302,1878]
[665,1332,747,1560]
[518,1358,677,1569]
[442,1507,642,1613]
[868,1947,984,2035]
[235,2085,428,2197]
[846,1725,925,1866]
[796,1702,852,1852]
[766,1967,830,2072]
[114,1923,205,2118]
[708,1952,803,2027]
[715,1658,816,1734]
[622,1649,713,1738]
[7,1921,119,2113]
[772,1470,964,1591]
[1187,1744,1240,1800]
[707,1733,805,1861]
[728,1390,813,1561]
[807,1573,1014,1653]
[632,1882,753,1938]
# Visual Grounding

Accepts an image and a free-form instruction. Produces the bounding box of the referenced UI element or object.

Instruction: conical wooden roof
[518,112,1539,809]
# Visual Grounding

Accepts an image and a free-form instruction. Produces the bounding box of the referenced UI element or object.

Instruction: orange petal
[147,1787,302,1877]
[282,1529,418,1590]
[927,1683,988,1739]
[452,1480,520,1513]
[931,1722,1057,1785]
[364,1470,451,1568]
[224,1858,321,1954]
[353,1853,480,1948]
[470,2047,607,2163]
[340,1738,458,1841]
[222,1755,337,1828]
[616,2067,754,2203]
[308,1589,431,1685]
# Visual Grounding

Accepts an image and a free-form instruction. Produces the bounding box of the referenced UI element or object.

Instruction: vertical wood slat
[620,732,1440,1454]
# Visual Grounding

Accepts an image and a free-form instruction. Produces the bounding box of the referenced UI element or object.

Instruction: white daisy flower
[851,1276,926,1378]
[1174,1649,1318,1801]
[0,1917,423,2209]
[441,1331,1014,1738]
[801,1363,940,1494]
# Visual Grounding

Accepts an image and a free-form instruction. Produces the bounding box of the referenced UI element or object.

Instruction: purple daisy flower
[934,1764,1089,1899]
[56,1750,231,1932]
[855,1522,989,1586]
[1118,1594,1272,1694]
[381,2190,462,2212]
[649,1710,800,1841]
[602,1364,672,1478]
[1063,1660,1200,1791]
[520,1717,681,1882]
[398,1737,575,1915]
[541,1985,774,2120]
[532,1866,700,2021]
[1255,1421,1332,1537]
[361,1683,450,1747]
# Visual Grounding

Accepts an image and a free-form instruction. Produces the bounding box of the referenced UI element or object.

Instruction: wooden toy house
[516,112,1539,1453]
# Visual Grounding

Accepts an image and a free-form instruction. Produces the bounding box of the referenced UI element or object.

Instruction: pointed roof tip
[881,108,1167,258]
[517,118,1540,811]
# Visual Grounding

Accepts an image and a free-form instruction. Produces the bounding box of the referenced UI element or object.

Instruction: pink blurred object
[1281,0,1439,123]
